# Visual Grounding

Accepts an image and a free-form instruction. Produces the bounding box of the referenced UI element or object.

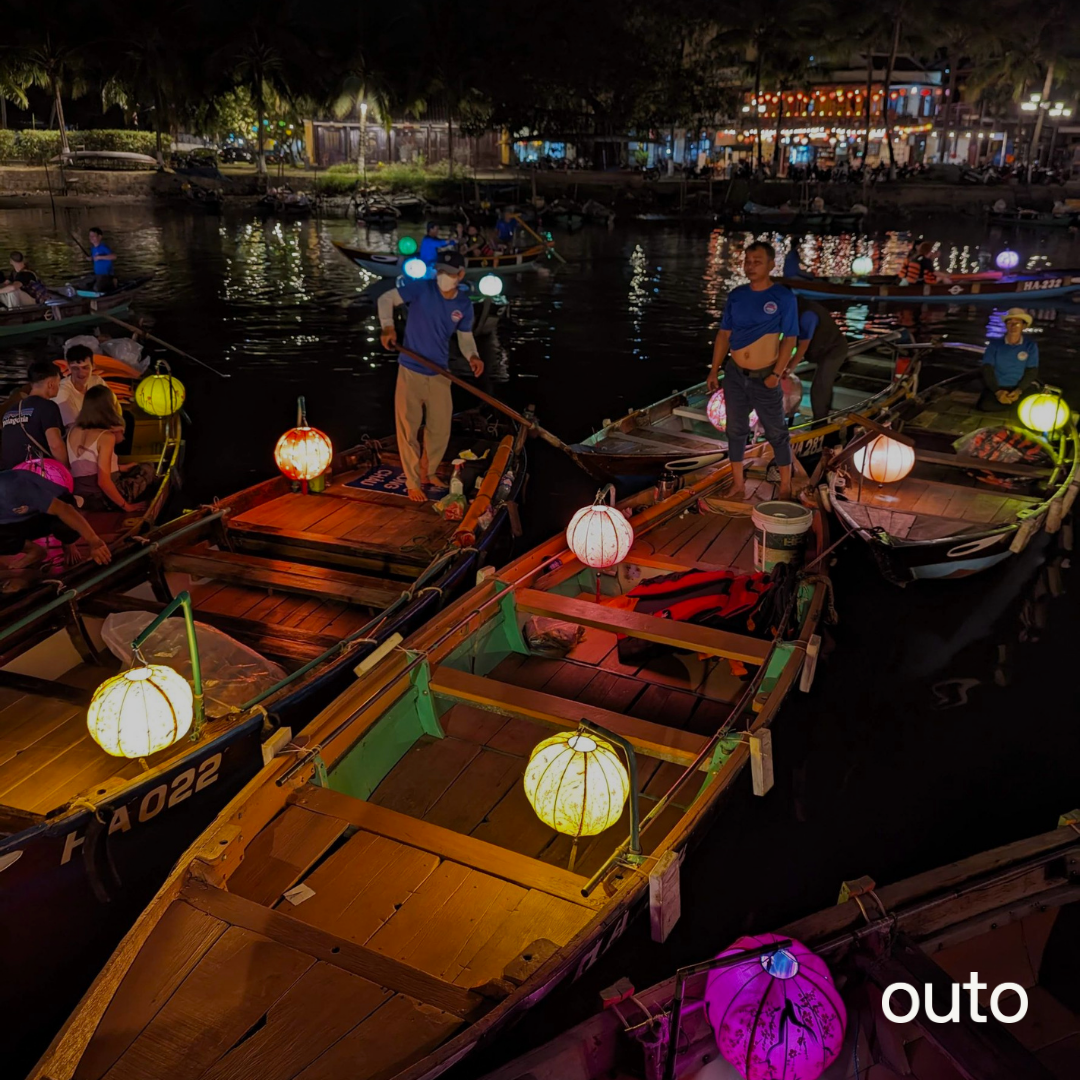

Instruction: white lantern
[524,732,629,838]
[851,255,873,276]
[566,497,634,569]
[853,434,915,484]
[403,257,427,279]
[478,273,503,297]
[87,665,194,758]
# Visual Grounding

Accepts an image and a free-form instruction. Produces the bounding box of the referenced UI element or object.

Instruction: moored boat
[3,418,526,1074]
[783,267,1080,304]
[826,372,1080,583]
[476,812,1080,1080]
[31,459,831,1080]
[0,278,150,339]
[573,333,923,488]
[987,207,1079,228]
[333,239,550,278]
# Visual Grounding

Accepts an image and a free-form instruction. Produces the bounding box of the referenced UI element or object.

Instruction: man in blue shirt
[707,241,799,500]
[789,297,848,419]
[494,209,519,251]
[782,248,814,280]
[87,227,116,292]
[418,222,450,266]
[980,308,1038,412]
[377,250,484,502]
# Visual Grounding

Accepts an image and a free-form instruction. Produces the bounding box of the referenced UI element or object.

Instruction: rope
[414,586,444,598]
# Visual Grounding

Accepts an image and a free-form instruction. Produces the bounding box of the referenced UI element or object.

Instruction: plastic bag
[524,617,584,658]
[101,612,287,718]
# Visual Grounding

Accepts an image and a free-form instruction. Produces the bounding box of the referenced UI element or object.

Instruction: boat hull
[334,240,547,278]
[784,270,1080,304]
[0,283,144,339]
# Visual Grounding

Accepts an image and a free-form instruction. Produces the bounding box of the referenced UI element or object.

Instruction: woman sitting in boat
[0,251,49,308]
[66,385,156,513]
[979,308,1038,413]
[899,241,938,284]
[460,224,492,257]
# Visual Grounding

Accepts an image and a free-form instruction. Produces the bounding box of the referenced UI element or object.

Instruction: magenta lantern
[704,933,846,1080]
[14,458,74,493]
[707,389,758,432]
[566,484,634,570]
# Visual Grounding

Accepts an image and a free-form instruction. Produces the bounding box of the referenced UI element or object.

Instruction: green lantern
[397,236,418,256]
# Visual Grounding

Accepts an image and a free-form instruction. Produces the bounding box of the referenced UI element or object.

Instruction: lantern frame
[135,360,186,418]
[1017,389,1070,433]
[565,483,635,601]
[275,396,333,492]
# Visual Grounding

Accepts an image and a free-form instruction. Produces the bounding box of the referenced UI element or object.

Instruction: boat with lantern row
[33,457,831,1080]
[826,365,1080,584]
[1,415,526,1076]
[0,276,150,340]
[333,238,550,278]
[476,811,1080,1080]
[574,333,927,489]
[782,266,1080,304]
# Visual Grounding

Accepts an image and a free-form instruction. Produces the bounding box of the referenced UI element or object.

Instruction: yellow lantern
[135,373,186,417]
[1018,392,1070,434]
[87,665,194,758]
[524,731,629,840]
[853,434,915,484]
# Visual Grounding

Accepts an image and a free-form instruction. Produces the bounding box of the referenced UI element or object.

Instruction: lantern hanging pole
[662,940,794,1080]
[130,590,205,733]
[101,313,230,378]
[577,719,641,862]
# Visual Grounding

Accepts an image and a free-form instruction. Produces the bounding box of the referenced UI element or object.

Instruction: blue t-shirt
[397,279,474,374]
[90,243,113,276]
[419,235,450,265]
[495,219,517,242]
[0,470,67,525]
[798,308,820,341]
[984,336,1038,388]
[720,283,799,352]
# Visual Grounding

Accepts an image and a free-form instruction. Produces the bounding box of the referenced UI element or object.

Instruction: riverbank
[3,163,1079,219]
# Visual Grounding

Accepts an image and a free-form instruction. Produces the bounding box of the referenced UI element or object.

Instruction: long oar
[70,232,91,258]
[102,313,230,378]
[393,344,575,456]
[513,214,567,264]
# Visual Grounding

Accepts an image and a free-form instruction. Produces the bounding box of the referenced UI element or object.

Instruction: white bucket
[751,500,813,573]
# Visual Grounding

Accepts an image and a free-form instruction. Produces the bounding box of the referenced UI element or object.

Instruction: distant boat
[51,150,159,170]
[0,277,150,339]
[784,267,1080,303]
[333,239,550,277]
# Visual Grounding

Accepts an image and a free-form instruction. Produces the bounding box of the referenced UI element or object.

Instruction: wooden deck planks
[424,748,524,835]
[370,736,482,820]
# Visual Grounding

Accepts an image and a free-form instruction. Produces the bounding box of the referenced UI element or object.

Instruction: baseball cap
[436,249,465,270]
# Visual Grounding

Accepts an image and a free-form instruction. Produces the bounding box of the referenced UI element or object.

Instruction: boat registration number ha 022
[1021,278,1063,292]
[59,753,222,866]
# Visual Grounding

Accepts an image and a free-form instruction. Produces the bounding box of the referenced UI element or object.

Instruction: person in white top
[55,345,106,429]
[67,385,155,513]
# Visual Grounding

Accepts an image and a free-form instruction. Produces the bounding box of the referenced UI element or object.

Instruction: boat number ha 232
[59,753,222,865]
[1021,278,1063,292]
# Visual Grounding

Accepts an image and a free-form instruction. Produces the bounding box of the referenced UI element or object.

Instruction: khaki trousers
[394,365,452,490]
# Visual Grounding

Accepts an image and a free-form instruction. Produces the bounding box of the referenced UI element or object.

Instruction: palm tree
[0,52,33,130]
[21,33,88,157]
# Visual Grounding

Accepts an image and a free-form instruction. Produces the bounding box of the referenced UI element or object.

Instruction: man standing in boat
[707,241,797,501]
[980,308,1038,412]
[788,296,848,419]
[378,249,484,503]
[87,227,117,292]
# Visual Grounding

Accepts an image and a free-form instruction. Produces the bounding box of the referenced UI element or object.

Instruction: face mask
[437,272,457,292]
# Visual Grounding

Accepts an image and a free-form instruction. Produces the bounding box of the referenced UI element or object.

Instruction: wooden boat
[477,813,1080,1080]
[3,421,526,1074]
[0,278,149,339]
[827,373,1080,583]
[783,267,1080,304]
[256,189,314,217]
[573,334,922,487]
[33,459,831,1080]
[333,239,550,278]
[987,207,1079,228]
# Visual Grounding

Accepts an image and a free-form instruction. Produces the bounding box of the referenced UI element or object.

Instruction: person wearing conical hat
[980,308,1038,413]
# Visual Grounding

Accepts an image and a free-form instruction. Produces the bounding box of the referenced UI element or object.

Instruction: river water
[3,204,1080,1072]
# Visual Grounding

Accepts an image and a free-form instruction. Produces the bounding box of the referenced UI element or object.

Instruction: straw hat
[1003,308,1033,326]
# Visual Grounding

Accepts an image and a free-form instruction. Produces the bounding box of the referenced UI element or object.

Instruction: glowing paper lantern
[275,424,333,485]
[853,434,915,483]
[524,731,629,838]
[478,273,503,297]
[397,236,418,255]
[996,249,1020,271]
[87,664,193,759]
[1018,392,1070,433]
[851,255,873,276]
[135,373,186,417]
[707,390,757,432]
[403,257,427,279]
[566,493,634,569]
[13,457,74,493]
[705,932,847,1080]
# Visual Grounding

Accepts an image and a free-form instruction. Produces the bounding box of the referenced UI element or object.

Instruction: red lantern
[274,396,332,492]
[566,485,634,600]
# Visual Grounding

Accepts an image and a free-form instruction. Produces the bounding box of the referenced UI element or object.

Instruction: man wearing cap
[980,309,1038,412]
[378,249,484,502]
[419,222,451,266]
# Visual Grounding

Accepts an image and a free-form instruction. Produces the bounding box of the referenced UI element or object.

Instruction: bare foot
[407,487,427,503]
[777,486,792,501]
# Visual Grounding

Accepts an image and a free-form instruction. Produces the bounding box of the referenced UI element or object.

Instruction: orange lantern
[275,396,332,492]
[853,434,915,484]
[566,485,634,600]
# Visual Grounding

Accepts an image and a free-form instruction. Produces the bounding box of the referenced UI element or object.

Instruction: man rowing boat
[707,241,798,501]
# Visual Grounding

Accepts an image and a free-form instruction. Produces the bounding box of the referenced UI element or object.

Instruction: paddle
[101,314,230,379]
[512,214,567,264]
[392,344,576,456]
[70,232,91,259]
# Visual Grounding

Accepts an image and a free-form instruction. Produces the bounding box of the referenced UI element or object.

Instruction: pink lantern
[566,485,634,600]
[14,458,74,493]
[707,389,758,432]
[704,932,847,1080]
